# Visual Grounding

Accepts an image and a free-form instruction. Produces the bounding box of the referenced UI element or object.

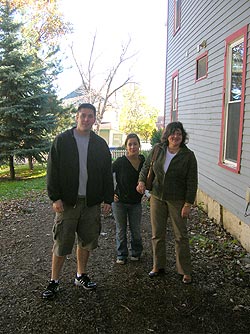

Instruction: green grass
[0,164,47,201]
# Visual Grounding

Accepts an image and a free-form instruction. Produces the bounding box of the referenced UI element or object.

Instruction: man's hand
[52,199,64,213]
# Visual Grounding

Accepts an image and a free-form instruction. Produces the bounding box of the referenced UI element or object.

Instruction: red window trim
[171,70,179,121]
[218,25,248,173]
[195,51,208,82]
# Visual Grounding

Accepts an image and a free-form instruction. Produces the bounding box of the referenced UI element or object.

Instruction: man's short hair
[77,103,96,116]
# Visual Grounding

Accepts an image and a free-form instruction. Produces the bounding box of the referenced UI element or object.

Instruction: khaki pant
[150,195,192,275]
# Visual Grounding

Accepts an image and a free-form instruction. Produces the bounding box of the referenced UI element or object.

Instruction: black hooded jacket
[47,128,114,206]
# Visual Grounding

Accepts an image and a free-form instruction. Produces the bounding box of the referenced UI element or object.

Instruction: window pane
[172,110,177,121]
[225,102,240,162]
[230,42,243,101]
[172,76,178,120]
[113,134,122,147]
[176,0,180,28]
[174,0,181,32]
[173,78,177,109]
[220,27,247,171]
[197,56,207,80]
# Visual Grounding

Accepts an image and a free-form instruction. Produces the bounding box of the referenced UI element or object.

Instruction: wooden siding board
[199,168,245,199]
[198,181,246,219]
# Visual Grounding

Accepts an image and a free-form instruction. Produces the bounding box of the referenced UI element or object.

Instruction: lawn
[0,164,47,201]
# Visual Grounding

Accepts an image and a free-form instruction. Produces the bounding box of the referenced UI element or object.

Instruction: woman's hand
[102,203,111,216]
[181,203,191,218]
[136,181,146,195]
[114,194,119,202]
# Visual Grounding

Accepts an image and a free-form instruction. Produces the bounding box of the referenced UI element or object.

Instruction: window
[219,26,247,172]
[174,0,181,34]
[171,71,178,121]
[196,52,208,81]
[113,134,123,147]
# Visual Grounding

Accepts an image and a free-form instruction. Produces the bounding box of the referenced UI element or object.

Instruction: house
[98,121,126,148]
[164,0,250,251]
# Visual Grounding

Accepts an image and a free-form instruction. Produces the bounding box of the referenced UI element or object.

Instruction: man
[42,103,114,299]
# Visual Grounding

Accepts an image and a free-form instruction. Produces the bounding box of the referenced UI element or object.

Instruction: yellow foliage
[0,0,72,46]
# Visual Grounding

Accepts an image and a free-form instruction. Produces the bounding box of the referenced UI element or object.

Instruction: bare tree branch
[70,43,88,92]
[70,34,137,131]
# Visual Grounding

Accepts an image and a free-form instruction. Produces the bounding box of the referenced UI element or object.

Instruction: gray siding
[165,0,250,224]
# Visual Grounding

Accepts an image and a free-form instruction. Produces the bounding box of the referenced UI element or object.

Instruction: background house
[98,122,126,148]
[164,0,250,251]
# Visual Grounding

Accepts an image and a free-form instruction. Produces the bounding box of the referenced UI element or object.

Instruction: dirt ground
[0,192,250,334]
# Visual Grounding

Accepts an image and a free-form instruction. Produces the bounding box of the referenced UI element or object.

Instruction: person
[112,134,145,264]
[136,121,198,284]
[42,103,114,299]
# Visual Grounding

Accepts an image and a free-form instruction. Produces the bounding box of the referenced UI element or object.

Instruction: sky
[57,0,167,113]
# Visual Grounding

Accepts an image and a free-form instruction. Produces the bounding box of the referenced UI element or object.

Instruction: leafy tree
[0,2,63,178]
[0,0,72,48]
[150,128,164,146]
[119,85,159,141]
[53,103,76,135]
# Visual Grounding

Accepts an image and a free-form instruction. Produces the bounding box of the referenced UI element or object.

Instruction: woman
[112,134,145,264]
[136,122,198,283]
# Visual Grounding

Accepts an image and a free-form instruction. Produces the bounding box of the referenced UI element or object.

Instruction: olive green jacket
[138,143,198,204]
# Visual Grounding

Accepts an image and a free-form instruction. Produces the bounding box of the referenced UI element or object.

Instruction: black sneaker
[42,280,59,299]
[74,274,97,290]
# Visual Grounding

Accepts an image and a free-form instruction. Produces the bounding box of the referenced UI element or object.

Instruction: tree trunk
[28,156,34,170]
[9,155,15,180]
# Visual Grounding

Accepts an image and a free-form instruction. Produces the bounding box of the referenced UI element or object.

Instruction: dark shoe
[42,280,59,299]
[148,268,165,278]
[182,275,192,284]
[74,274,97,290]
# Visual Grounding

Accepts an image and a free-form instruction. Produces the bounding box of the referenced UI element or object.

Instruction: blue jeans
[112,202,143,259]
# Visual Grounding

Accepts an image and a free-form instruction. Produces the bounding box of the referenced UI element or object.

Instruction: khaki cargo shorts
[52,198,101,256]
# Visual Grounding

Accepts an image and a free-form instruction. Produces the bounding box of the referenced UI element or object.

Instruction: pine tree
[0,2,63,178]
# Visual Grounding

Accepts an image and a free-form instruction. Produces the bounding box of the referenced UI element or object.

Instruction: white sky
[57,0,167,112]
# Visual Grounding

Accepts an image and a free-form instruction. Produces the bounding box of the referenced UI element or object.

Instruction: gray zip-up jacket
[47,127,114,207]
[138,143,198,204]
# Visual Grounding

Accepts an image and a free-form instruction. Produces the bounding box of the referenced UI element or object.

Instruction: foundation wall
[196,189,250,252]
